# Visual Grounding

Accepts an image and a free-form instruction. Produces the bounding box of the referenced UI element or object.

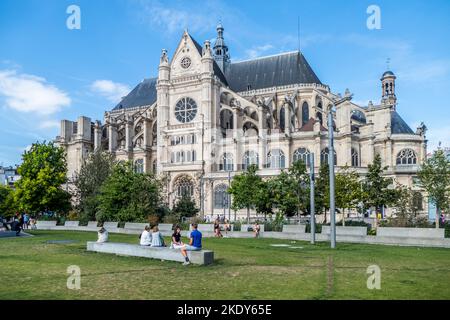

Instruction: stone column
[125,115,133,152]
[108,118,117,152]
[94,120,102,151]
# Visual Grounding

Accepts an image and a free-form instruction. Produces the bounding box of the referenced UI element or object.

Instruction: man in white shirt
[140,225,152,246]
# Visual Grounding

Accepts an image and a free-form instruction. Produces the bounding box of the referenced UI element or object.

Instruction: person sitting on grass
[180,223,202,265]
[150,225,165,247]
[253,222,261,238]
[140,225,152,246]
[214,219,223,238]
[97,227,109,243]
[170,226,184,249]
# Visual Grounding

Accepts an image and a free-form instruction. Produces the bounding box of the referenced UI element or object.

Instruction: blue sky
[0,0,449,165]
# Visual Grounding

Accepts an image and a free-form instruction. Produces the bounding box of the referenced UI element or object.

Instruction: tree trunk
[247,207,250,224]
[342,208,345,227]
[436,206,440,229]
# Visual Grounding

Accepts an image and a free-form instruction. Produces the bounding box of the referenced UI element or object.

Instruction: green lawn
[1,230,449,300]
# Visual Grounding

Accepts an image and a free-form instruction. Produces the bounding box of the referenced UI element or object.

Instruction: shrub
[148,214,159,227]
[305,223,322,233]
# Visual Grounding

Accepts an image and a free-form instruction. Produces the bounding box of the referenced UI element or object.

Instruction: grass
[1,230,450,300]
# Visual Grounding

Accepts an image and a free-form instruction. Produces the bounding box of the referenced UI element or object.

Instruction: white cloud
[137,0,218,35]
[0,70,71,115]
[244,44,274,60]
[39,120,60,130]
[90,80,131,103]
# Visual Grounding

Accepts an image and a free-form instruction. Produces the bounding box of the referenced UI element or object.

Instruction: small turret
[381,70,397,106]
[213,22,230,74]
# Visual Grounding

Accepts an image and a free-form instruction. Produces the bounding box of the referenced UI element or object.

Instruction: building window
[321,147,337,165]
[134,159,144,174]
[152,159,157,173]
[180,57,191,69]
[267,149,286,169]
[396,149,417,165]
[302,102,309,126]
[214,184,230,209]
[220,153,233,171]
[293,148,311,165]
[280,107,286,131]
[242,151,259,170]
[351,148,360,167]
[175,97,198,123]
[175,176,194,197]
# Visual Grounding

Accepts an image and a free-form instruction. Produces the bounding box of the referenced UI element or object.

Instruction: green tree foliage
[391,184,424,227]
[362,154,397,213]
[14,141,71,214]
[270,160,310,217]
[228,165,262,222]
[73,150,115,223]
[0,185,16,218]
[418,149,450,228]
[254,179,274,218]
[335,166,362,225]
[315,164,330,222]
[172,195,199,219]
[97,162,162,223]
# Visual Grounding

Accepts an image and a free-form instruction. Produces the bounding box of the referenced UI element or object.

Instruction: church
[56,24,427,219]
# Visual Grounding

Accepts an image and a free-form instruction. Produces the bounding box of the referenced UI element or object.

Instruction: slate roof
[391,111,415,134]
[226,51,322,92]
[113,78,157,111]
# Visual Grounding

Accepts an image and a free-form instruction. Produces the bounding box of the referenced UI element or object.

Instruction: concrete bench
[158,224,174,234]
[240,224,265,232]
[86,241,214,265]
[102,221,119,229]
[87,221,99,228]
[321,226,367,236]
[64,221,80,227]
[35,220,57,229]
[282,224,306,234]
[124,222,149,230]
[377,227,445,239]
[197,224,214,232]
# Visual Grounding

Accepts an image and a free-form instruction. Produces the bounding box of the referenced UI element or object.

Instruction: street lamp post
[328,107,336,249]
[309,153,316,244]
[228,170,231,221]
[328,93,353,249]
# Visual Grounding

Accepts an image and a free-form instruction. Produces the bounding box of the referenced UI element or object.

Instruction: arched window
[175,176,194,197]
[316,112,323,126]
[293,148,311,165]
[396,149,417,165]
[279,107,285,131]
[242,151,259,170]
[134,159,144,174]
[321,147,337,165]
[220,153,233,171]
[152,159,157,173]
[351,148,360,167]
[302,102,309,126]
[214,184,230,209]
[267,149,286,169]
[412,191,423,211]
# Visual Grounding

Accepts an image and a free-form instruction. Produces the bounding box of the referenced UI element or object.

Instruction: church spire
[213,21,230,74]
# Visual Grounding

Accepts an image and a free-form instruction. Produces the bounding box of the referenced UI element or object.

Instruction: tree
[228,165,262,223]
[97,162,162,223]
[362,154,397,215]
[14,141,71,215]
[0,185,16,218]
[335,166,362,226]
[418,149,450,228]
[73,150,115,223]
[392,184,423,227]
[315,164,330,222]
[172,195,199,219]
[254,179,274,219]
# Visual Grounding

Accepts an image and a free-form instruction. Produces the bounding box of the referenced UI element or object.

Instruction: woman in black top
[171,226,184,249]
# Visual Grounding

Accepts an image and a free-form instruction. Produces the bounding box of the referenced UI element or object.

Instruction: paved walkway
[0,231,32,239]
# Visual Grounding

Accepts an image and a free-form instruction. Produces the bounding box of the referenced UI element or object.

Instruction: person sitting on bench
[97,227,109,243]
[140,225,152,246]
[150,226,165,247]
[180,223,202,265]
[170,225,184,249]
